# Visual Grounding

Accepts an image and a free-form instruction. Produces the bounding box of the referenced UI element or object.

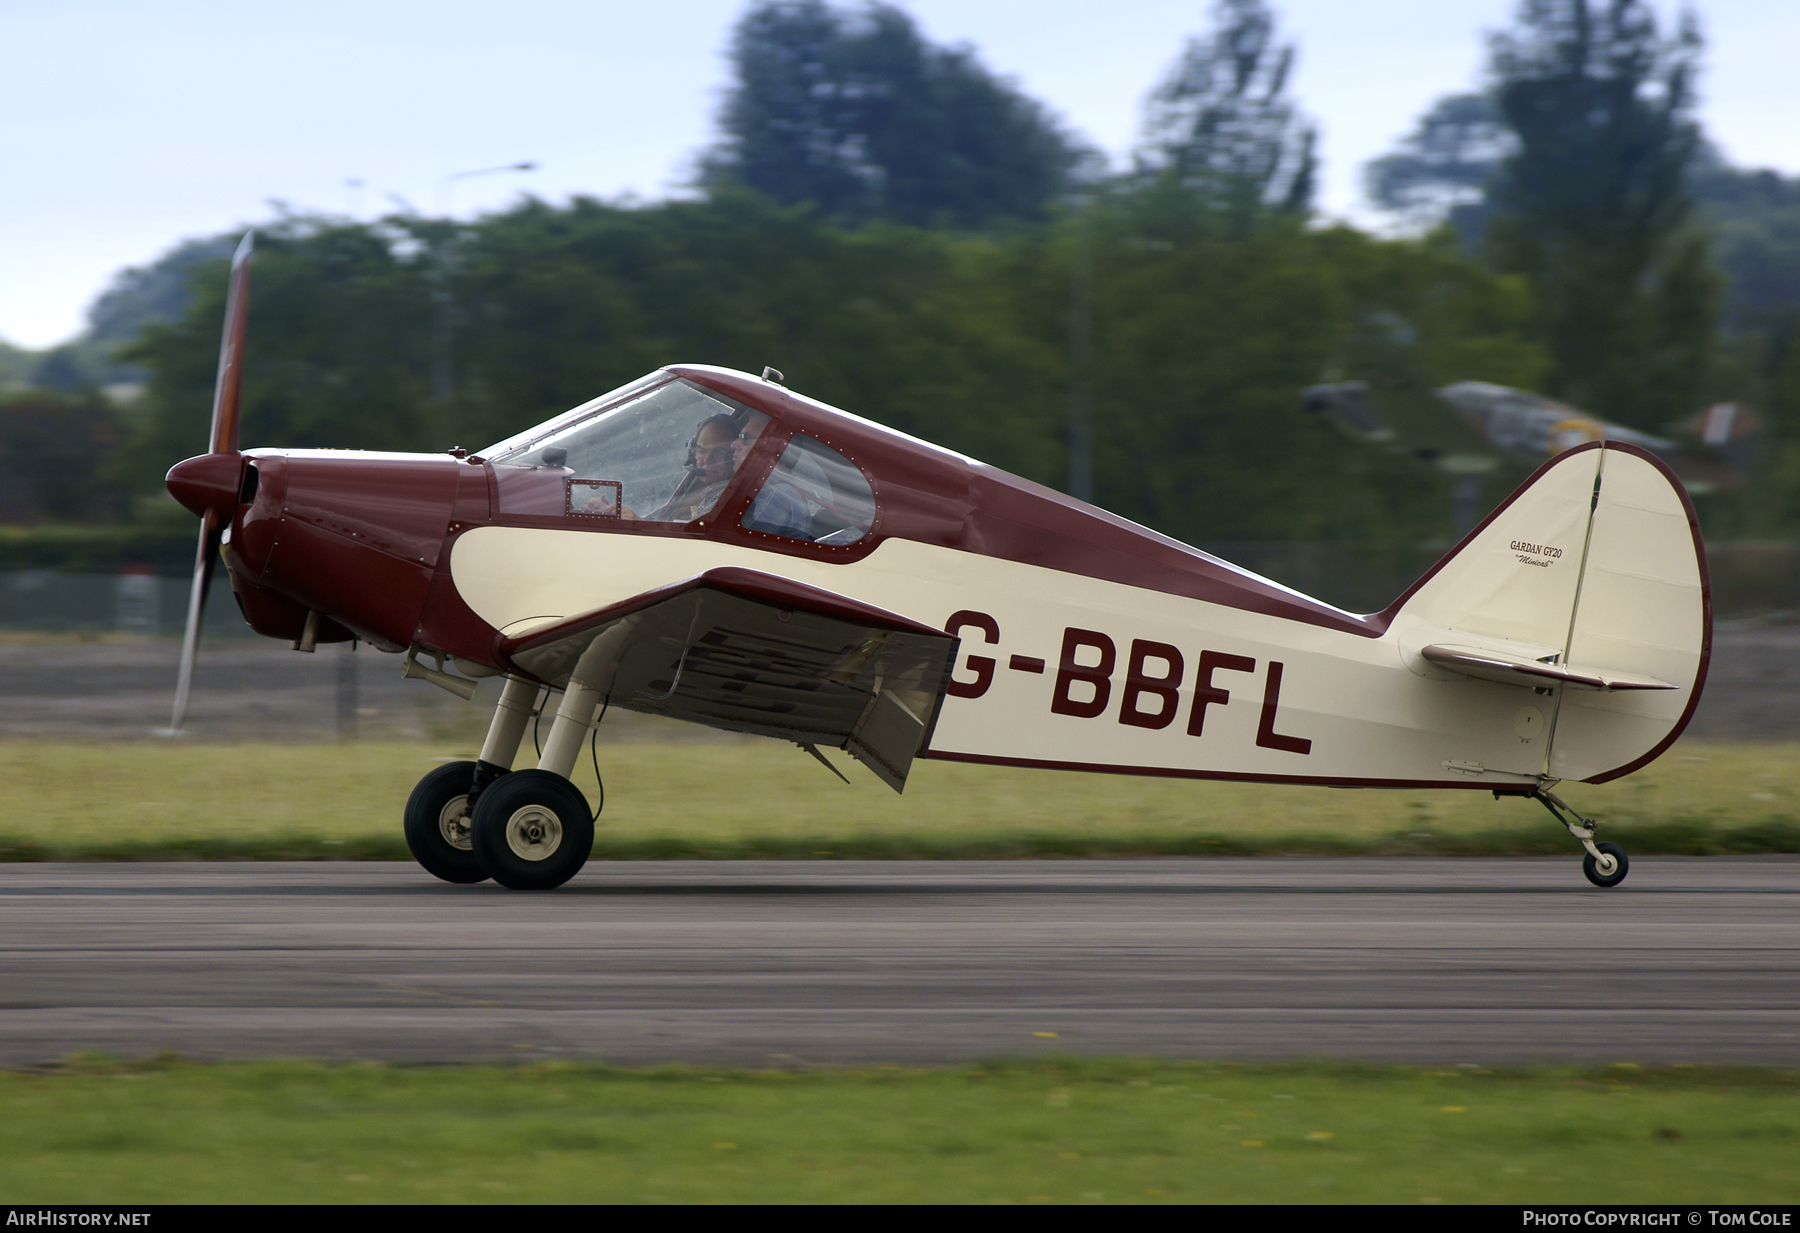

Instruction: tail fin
[1388,442,1709,784]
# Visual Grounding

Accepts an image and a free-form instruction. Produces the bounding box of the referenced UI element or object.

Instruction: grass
[3,1057,1795,1203]
[0,735,1796,861]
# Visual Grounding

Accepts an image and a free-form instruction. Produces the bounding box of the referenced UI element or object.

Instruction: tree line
[118,189,1545,552]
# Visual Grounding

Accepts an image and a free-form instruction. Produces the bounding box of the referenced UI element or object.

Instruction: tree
[122,219,436,491]
[31,234,241,394]
[1485,0,1716,425]
[1363,92,1514,246]
[1133,0,1317,227]
[0,390,123,523]
[1688,147,1800,330]
[0,339,36,392]
[1368,98,1800,334]
[118,195,1551,566]
[705,1,1091,228]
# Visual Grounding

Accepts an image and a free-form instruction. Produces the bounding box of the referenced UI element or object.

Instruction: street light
[432,161,538,434]
[1067,199,1094,505]
[436,161,538,219]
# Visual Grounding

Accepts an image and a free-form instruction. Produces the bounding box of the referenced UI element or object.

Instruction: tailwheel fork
[1525,788,1629,888]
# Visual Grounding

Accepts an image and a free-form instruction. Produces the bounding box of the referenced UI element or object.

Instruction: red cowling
[222,451,463,652]
[166,452,244,520]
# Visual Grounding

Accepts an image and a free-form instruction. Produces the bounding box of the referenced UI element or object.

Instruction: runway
[1,858,1795,1068]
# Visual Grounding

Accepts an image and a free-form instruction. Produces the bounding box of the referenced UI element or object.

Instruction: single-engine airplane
[1434,380,1679,459]
[1305,379,1760,495]
[164,236,1709,890]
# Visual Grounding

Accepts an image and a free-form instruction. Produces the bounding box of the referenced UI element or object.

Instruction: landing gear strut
[1528,788,1629,888]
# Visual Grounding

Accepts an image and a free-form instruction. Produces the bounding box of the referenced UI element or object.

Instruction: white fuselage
[450,527,1566,788]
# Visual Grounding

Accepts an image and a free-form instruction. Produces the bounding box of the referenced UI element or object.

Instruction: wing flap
[494,568,958,792]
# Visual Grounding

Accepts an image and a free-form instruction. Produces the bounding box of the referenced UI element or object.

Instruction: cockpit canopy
[485,376,767,523]
[481,371,876,545]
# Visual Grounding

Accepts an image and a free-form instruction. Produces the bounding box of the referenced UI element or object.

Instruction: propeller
[159,231,254,736]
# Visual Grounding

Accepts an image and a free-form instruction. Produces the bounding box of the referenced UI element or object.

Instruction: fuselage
[179,364,1706,791]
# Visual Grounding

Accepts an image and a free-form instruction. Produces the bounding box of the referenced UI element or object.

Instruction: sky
[4,0,1797,349]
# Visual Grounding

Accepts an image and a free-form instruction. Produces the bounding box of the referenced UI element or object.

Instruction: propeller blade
[208,232,254,455]
[162,510,221,735]
[161,231,253,736]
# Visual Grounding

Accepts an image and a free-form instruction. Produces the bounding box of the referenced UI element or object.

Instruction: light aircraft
[164,236,1709,890]
[1306,379,1758,495]
[1434,380,1678,459]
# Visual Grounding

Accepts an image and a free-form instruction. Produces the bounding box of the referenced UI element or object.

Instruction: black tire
[403,761,490,884]
[469,769,594,890]
[1582,841,1629,888]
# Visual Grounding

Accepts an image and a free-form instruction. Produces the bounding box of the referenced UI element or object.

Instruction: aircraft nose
[166,452,245,520]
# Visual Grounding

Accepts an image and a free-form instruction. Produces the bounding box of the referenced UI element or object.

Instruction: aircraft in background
[1305,379,1760,495]
[163,237,1710,891]
[1434,380,1677,459]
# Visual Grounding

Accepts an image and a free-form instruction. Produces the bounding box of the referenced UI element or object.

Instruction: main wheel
[1582,841,1629,888]
[468,769,594,890]
[403,761,491,884]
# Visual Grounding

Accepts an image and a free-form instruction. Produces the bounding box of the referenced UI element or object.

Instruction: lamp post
[436,161,538,218]
[431,161,537,441]
[1067,195,1095,505]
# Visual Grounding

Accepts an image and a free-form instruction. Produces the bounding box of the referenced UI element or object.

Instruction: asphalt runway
[1,858,1795,1068]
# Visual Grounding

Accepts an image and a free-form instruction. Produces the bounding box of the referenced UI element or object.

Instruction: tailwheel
[1528,788,1630,889]
[1582,841,1629,888]
[403,761,490,884]
[468,769,594,890]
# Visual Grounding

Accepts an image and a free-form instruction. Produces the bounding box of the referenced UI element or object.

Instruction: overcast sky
[4,0,1795,349]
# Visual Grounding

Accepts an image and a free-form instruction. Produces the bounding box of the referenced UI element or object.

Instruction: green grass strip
[4,1057,1797,1203]
[5,738,1797,861]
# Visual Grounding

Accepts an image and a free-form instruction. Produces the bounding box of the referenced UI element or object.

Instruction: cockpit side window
[488,378,768,523]
[741,435,875,546]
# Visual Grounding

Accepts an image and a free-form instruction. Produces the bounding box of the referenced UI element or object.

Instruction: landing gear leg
[1528,788,1629,888]
[469,679,599,890]
[403,675,543,885]
[468,675,546,811]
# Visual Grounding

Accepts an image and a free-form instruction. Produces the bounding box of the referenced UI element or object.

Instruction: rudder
[1387,441,1708,784]
[1550,446,1709,781]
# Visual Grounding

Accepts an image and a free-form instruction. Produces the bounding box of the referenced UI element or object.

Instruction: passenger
[742,461,816,540]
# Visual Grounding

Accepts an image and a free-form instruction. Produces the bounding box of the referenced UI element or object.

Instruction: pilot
[647,413,758,522]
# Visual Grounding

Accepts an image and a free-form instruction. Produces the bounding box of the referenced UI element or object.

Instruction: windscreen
[488,378,768,523]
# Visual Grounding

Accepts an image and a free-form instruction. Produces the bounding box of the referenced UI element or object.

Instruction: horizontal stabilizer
[1420,644,1677,692]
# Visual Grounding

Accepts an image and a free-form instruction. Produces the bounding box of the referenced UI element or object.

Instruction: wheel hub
[437,796,472,850]
[504,805,563,861]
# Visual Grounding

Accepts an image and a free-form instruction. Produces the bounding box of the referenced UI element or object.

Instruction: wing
[494,567,958,793]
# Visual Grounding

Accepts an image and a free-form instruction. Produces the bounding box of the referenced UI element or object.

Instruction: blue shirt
[744,480,815,540]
